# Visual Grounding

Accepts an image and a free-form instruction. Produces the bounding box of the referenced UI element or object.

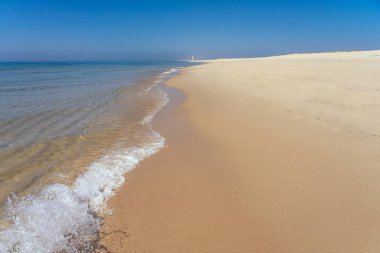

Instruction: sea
[0,61,195,252]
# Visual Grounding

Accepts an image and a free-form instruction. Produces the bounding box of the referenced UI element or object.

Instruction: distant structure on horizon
[178,56,197,62]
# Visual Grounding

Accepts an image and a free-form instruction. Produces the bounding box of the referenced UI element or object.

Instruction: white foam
[0,184,100,253]
[0,131,165,253]
[74,130,165,212]
[146,68,178,92]
[0,71,170,252]
[141,89,169,124]
[162,68,179,75]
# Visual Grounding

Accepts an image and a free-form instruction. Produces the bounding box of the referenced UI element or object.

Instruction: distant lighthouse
[191,56,194,61]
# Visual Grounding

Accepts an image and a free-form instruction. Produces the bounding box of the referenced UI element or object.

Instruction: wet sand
[100,50,380,252]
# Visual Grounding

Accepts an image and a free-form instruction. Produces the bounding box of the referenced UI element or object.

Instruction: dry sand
[99,50,380,252]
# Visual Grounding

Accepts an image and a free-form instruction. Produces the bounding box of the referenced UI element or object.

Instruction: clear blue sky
[1,0,379,61]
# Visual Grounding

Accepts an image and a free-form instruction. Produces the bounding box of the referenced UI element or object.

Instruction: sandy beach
[100,50,380,252]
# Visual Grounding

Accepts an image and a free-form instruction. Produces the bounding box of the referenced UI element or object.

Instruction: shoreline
[100,51,380,252]
[0,67,184,252]
[0,72,169,205]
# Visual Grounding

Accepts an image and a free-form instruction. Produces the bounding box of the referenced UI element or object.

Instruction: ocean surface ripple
[0,63,187,252]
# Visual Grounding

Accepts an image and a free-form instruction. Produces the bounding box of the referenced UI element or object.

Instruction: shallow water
[0,61,194,252]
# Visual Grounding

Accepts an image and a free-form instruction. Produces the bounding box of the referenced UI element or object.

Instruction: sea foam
[0,68,176,253]
[162,68,179,75]
[0,131,165,253]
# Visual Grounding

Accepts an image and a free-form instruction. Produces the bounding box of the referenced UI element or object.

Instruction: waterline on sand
[0,68,177,253]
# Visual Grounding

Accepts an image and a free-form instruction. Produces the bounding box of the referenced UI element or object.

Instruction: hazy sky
[0,0,380,61]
